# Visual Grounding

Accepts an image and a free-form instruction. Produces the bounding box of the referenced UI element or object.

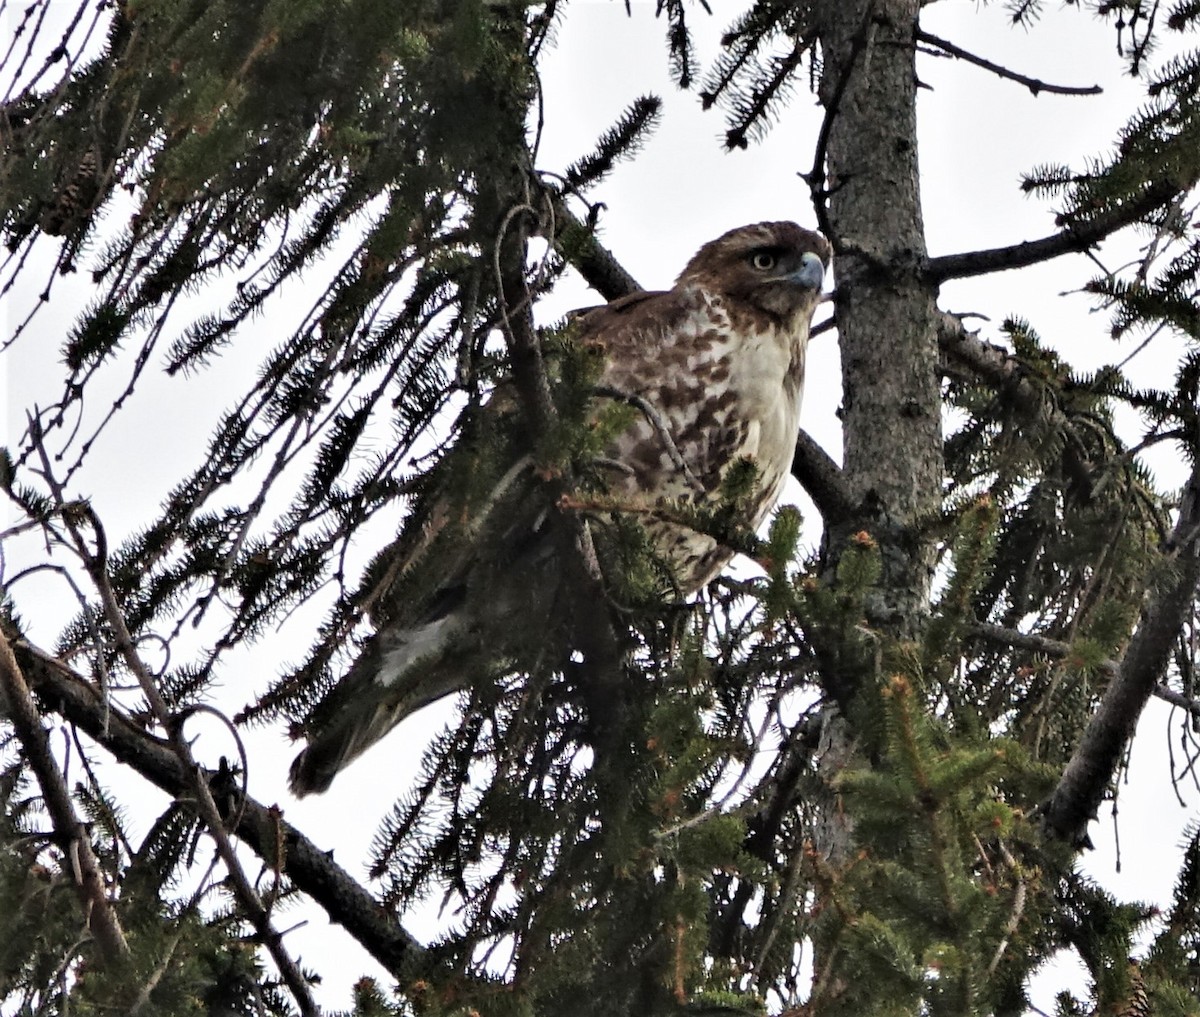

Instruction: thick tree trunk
[817,0,941,640]
[807,0,942,958]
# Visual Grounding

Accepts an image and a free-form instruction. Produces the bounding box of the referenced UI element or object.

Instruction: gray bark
[817,0,942,641]
[806,0,942,888]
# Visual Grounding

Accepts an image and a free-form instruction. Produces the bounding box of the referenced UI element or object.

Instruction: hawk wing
[288,289,699,795]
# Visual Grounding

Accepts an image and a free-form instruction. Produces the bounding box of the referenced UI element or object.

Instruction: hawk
[289,221,830,795]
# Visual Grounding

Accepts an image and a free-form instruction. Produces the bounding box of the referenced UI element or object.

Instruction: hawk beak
[790,252,825,291]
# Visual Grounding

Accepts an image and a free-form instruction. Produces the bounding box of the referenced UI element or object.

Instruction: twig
[0,629,129,962]
[592,384,704,493]
[917,29,1102,96]
[803,2,880,246]
[493,197,557,437]
[127,929,183,1016]
[985,839,1027,976]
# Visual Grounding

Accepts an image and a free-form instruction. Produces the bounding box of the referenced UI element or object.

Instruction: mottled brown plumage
[289,221,830,795]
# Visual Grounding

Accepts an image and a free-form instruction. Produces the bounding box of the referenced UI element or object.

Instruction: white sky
[2,1,1197,1012]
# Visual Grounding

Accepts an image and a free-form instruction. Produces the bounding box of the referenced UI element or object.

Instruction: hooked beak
[790,251,825,291]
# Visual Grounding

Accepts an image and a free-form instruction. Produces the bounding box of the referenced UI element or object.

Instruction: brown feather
[288,221,830,795]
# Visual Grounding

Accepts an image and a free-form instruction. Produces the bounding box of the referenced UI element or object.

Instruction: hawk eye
[750,250,778,271]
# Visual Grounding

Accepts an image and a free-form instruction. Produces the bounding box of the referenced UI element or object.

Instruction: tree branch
[7,632,427,981]
[0,630,130,963]
[937,311,1092,484]
[1039,459,1200,844]
[791,429,853,522]
[968,620,1198,717]
[550,197,642,300]
[925,179,1179,282]
[917,29,1102,96]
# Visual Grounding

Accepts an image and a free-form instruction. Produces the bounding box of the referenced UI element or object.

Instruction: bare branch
[494,193,559,437]
[969,621,1110,670]
[925,179,1180,283]
[803,2,881,246]
[918,29,1102,96]
[969,619,1200,719]
[1040,459,1200,844]
[7,632,427,979]
[550,197,642,300]
[1152,680,1200,718]
[0,630,129,963]
[791,429,853,523]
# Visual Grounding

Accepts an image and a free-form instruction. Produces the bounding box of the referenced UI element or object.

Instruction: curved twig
[918,29,1102,96]
[592,384,704,493]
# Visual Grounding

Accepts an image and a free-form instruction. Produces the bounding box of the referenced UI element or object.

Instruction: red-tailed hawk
[289,221,830,795]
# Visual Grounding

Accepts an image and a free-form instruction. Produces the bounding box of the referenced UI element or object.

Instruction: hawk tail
[287,673,457,795]
[288,615,467,796]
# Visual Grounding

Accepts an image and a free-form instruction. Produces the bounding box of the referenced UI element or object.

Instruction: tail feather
[288,614,467,797]
[288,490,565,796]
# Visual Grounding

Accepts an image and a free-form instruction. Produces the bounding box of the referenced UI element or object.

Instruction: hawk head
[675,221,831,326]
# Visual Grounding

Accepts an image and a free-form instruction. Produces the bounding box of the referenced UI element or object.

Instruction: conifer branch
[968,620,1200,718]
[1040,457,1200,844]
[0,630,130,964]
[936,312,1099,497]
[483,30,628,754]
[791,429,853,523]
[925,179,1180,282]
[6,632,427,979]
[550,199,643,300]
[917,29,1103,96]
[563,96,663,192]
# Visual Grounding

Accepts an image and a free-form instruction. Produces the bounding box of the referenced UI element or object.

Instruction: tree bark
[817,0,941,641]
[805,0,942,933]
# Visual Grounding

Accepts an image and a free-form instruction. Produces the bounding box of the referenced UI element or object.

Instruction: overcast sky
[2,1,1197,1012]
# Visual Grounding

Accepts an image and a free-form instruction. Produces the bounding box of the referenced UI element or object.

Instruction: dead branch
[0,630,129,963]
[550,196,642,301]
[969,619,1200,719]
[593,384,705,493]
[926,179,1180,283]
[917,29,1102,96]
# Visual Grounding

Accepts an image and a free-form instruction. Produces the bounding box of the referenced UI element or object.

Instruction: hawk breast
[592,287,808,592]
